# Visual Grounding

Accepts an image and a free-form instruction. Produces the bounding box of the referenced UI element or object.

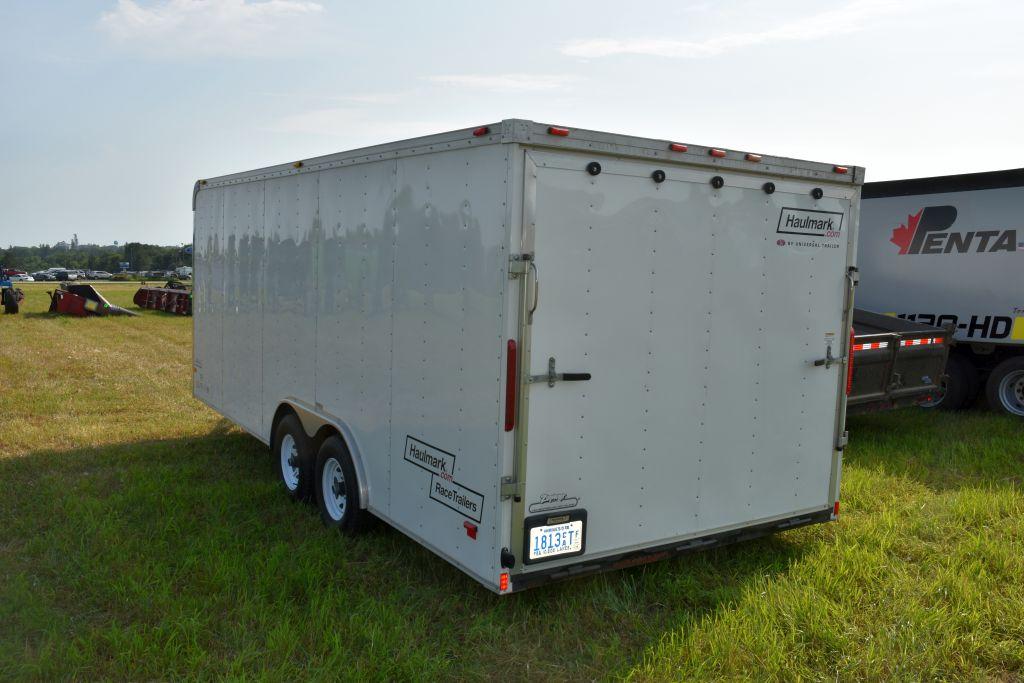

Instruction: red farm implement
[134,281,192,316]
[48,284,137,317]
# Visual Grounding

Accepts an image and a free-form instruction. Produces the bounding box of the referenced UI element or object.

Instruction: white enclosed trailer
[193,120,862,593]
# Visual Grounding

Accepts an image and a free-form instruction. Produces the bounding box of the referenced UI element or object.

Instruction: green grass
[1,282,1022,680]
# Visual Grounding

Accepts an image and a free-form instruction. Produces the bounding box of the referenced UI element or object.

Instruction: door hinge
[836,431,849,450]
[501,476,523,501]
[509,253,532,279]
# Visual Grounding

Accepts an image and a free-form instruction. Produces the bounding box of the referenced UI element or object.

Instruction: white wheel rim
[997,370,1024,416]
[280,434,299,491]
[322,457,347,521]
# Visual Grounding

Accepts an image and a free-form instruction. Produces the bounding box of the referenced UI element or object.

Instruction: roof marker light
[745,153,762,162]
[473,126,490,137]
[547,126,570,137]
[709,148,726,158]
[833,166,849,174]
[669,143,688,153]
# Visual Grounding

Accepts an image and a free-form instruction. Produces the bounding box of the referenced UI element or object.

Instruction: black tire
[271,413,314,502]
[922,353,978,411]
[984,357,1024,417]
[314,436,369,534]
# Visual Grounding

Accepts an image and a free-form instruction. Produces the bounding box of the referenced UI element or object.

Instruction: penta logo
[890,205,1017,255]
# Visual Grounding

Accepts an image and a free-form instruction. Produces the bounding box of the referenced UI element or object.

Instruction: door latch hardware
[813,344,846,370]
[530,356,592,387]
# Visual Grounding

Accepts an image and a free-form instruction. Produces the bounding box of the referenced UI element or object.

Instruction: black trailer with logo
[857,169,1024,416]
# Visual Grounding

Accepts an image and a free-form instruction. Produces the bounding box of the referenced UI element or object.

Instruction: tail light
[505,340,517,431]
[833,501,840,517]
[499,572,510,591]
[846,327,855,395]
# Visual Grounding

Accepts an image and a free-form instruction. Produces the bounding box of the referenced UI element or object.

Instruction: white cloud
[562,0,923,59]
[425,73,577,92]
[98,0,323,57]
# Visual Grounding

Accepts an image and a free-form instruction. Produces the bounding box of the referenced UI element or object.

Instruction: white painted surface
[521,149,853,564]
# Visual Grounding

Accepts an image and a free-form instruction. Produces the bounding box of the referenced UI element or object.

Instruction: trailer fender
[275,399,370,510]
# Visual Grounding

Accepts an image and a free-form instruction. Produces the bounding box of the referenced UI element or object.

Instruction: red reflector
[833,165,849,174]
[934,337,944,344]
[833,501,840,516]
[499,572,509,591]
[709,148,726,158]
[669,143,688,153]
[846,326,855,396]
[744,153,762,162]
[463,521,478,539]
[547,126,569,137]
[472,126,490,137]
[505,340,517,432]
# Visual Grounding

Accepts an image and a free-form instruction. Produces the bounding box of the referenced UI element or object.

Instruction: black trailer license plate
[523,510,587,564]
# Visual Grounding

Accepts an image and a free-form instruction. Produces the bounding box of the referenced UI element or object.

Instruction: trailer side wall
[194,144,513,586]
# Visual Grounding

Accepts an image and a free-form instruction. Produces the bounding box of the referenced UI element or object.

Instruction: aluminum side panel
[193,188,224,407]
[315,160,397,510]
[263,175,319,435]
[858,187,1024,345]
[522,150,851,563]
[386,145,510,583]
[221,182,265,435]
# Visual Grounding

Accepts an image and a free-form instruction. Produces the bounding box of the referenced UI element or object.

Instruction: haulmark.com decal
[404,436,484,523]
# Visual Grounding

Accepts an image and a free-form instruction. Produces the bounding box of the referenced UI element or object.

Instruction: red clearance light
[833,165,849,174]
[745,153,762,162]
[846,327,855,396]
[547,126,570,137]
[505,339,517,431]
[833,501,840,517]
[473,126,490,137]
[499,572,510,591]
[708,148,726,158]
[463,521,478,540]
[669,143,688,153]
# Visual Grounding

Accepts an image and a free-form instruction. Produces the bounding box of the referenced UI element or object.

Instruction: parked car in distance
[31,271,55,281]
[8,274,34,282]
[86,271,113,279]
[55,270,78,281]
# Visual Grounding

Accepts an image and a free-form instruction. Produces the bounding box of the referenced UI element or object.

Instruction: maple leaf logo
[890,209,922,255]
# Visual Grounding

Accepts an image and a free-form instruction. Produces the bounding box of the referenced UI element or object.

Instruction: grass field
[1,282,1022,680]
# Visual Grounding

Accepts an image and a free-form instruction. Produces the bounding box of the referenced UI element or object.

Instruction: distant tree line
[0,243,191,273]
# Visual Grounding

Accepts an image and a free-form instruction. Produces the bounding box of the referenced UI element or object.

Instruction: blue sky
[1,0,1022,246]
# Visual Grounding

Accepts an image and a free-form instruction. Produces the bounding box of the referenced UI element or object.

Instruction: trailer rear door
[518,149,854,568]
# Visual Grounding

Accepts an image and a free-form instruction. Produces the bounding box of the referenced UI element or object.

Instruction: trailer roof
[195,118,863,204]
[864,167,1024,199]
